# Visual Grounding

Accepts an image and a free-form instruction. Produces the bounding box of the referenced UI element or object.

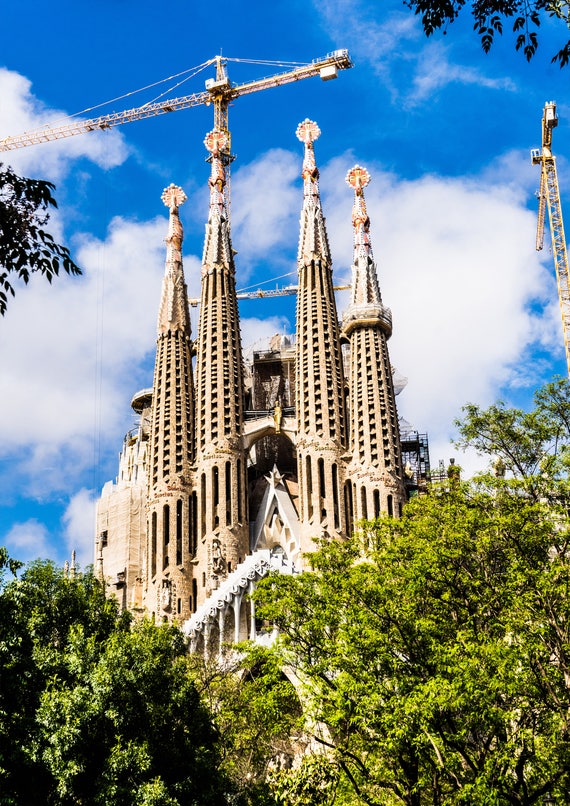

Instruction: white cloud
[0,68,129,181]
[231,148,300,279]
[319,153,556,469]
[313,0,517,104]
[62,488,97,570]
[0,215,169,497]
[408,43,516,107]
[2,519,51,563]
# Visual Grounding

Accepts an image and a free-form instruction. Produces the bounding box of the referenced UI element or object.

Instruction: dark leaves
[404,0,567,63]
[0,162,81,315]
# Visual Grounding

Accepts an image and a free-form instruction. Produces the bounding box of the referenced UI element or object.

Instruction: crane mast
[0,51,352,154]
[532,101,570,377]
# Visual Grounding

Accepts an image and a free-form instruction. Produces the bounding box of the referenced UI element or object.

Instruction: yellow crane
[0,52,354,303]
[0,51,353,163]
[189,283,351,307]
[531,101,570,376]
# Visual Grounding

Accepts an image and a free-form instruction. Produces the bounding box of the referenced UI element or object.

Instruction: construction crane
[0,51,353,164]
[531,101,570,376]
[189,283,351,308]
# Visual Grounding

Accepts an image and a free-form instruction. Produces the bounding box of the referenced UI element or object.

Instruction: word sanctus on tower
[95,119,409,633]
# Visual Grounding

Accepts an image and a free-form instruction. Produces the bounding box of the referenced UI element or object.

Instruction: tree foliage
[36,621,225,805]
[254,379,570,805]
[404,0,570,65]
[188,644,305,805]
[0,561,230,805]
[455,376,570,502]
[0,164,81,315]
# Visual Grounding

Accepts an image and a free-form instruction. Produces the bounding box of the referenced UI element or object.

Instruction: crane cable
[45,59,216,128]
[35,57,314,131]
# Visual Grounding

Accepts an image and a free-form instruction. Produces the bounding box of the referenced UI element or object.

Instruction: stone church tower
[95,120,406,626]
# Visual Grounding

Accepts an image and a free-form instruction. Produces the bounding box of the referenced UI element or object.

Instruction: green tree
[0,164,81,315]
[404,0,570,65]
[455,376,570,502]
[0,560,121,804]
[0,560,231,805]
[189,644,304,805]
[254,381,570,804]
[36,620,226,805]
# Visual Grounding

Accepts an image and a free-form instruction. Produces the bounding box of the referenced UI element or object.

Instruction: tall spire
[193,128,248,604]
[157,184,192,334]
[294,120,347,550]
[342,166,405,522]
[347,165,383,309]
[202,130,233,269]
[297,119,331,264]
[143,184,196,622]
[343,166,389,333]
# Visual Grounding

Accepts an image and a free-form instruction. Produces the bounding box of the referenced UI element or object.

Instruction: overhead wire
[44,59,216,128]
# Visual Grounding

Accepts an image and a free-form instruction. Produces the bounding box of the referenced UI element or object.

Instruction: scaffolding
[400,430,431,496]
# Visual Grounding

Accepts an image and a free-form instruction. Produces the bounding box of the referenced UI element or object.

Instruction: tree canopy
[0,560,232,805]
[404,0,570,65]
[0,164,81,315]
[3,380,570,804]
[254,379,570,804]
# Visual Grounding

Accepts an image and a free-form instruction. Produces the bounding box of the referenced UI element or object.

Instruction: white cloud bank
[0,215,168,500]
[3,519,51,563]
[320,153,558,472]
[0,68,129,181]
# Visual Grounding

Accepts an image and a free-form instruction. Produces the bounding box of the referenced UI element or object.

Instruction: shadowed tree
[0,163,81,315]
[404,0,570,65]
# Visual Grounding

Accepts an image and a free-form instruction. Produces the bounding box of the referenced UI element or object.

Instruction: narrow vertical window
[387,494,393,518]
[201,473,207,538]
[190,492,198,556]
[318,458,326,520]
[225,461,231,526]
[306,455,313,520]
[361,487,368,521]
[237,459,242,522]
[151,511,157,578]
[332,463,340,530]
[163,504,170,569]
[318,458,325,499]
[373,490,380,519]
[176,499,183,565]
[213,465,219,505]
[213,466,219,528]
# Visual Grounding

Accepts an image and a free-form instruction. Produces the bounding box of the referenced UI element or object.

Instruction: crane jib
[0,51,353,152]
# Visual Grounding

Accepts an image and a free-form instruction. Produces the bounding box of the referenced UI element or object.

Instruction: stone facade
[95,120,406,626]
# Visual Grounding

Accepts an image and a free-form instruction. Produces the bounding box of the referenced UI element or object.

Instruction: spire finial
[346,165,372,261]
[162,183,187,250]
[297,119,321,203]
[158,184,189,330]
[296,119,321,145]
[161,183,187,211]
[204,129,228,219]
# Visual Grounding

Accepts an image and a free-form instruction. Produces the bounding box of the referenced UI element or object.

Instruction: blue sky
[0,0,568,568]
